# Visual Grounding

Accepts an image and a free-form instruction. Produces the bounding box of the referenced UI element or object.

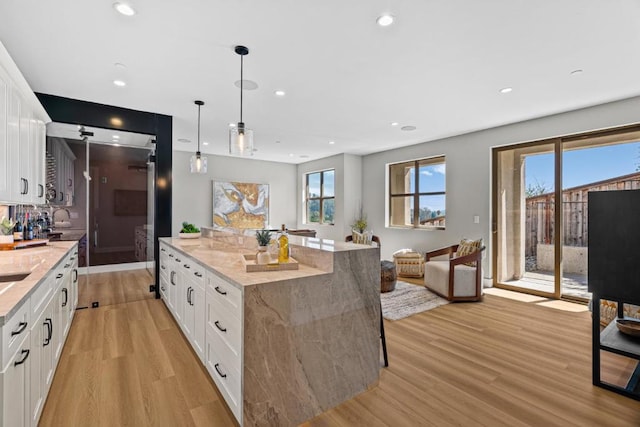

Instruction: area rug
[380,281,449,320]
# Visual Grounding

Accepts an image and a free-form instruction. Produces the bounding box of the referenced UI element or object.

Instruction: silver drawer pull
[214,363,227,379]
[214,320,227,332]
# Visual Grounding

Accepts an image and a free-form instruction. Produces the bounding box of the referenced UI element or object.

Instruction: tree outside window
[389,156,446,229]
[305,169,335,224]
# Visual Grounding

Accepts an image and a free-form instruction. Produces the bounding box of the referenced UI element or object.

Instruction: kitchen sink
[0,272,30,282]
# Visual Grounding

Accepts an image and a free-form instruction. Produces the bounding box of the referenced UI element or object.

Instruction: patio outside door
[493,140,560,298]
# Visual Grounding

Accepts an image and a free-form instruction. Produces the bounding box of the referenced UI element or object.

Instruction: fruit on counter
[0,216,15,235]
[180,222,200,233]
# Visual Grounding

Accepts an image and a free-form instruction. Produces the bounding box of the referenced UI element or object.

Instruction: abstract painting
[212,181,269,229]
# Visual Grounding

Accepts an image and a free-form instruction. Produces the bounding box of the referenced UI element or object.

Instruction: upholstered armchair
[424,243,485,302]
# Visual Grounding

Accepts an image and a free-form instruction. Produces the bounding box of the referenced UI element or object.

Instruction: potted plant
[0,216,15,244]
[255,229,272,264]
[179,221,201,239]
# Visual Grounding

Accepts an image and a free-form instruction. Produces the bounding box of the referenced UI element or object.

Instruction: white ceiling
[1,0,640,164]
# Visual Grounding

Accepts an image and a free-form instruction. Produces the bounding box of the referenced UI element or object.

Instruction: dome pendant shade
[190,100,208,173]
[229,46,254,156]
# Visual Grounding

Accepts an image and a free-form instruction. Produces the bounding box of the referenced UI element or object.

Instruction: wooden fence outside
[525,172,640,257]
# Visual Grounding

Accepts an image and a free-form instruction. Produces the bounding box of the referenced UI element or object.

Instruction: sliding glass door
[493,125,640,301]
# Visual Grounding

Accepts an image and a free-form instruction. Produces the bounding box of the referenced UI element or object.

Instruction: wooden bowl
[616,318,640,337]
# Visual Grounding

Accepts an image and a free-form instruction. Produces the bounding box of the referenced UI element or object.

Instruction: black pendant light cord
[240,54,243,124]
[197,102,201,153]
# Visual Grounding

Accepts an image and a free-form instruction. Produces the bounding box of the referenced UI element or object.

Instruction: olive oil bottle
[278,224,289,263]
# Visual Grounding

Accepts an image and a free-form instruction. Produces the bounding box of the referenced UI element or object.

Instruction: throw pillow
[352,230,373,245]
[457,238,482,266]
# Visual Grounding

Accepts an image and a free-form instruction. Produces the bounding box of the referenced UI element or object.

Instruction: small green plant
[180,221,200,233]
[0,216,15,236]
[352,213,367,233]
[255,229,272,246]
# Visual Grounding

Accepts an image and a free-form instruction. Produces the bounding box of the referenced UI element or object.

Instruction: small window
[305,169,335,224]
[389,156,446,229]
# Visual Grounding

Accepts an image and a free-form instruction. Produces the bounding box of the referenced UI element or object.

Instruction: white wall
[171,151,297,236]
[362,95,640,276]
[296,153,363,241]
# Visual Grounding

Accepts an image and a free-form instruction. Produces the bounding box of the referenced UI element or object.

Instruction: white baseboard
[78,262,149,274]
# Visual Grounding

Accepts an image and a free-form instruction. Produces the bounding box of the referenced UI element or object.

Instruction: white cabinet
[159,241,243,424]
[2,334,31,427]
[0,41,49,205]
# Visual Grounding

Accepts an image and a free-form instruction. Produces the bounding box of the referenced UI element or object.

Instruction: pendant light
[229,45,254,156]
[190,100,208,173]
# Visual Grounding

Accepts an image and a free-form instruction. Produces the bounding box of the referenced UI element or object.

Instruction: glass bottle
[13,218,23,241]
[278,224,289,263]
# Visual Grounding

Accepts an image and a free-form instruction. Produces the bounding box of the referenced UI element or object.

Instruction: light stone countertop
[160,235,374,287]
[0,241,77,326]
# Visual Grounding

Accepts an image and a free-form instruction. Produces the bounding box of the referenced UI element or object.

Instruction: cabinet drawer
[206,273,242,314]
[181,260,205,287]
[29,274,53,320]
[207,298,241,371]
[2,300,30,369]
[206,329,241,422]
[159,252,169,280]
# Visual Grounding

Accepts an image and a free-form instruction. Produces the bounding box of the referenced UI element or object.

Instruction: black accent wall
[36,93,172,298]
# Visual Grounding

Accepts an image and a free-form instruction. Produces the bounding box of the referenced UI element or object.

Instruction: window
[305,169,335,224]
[389,156,445,229]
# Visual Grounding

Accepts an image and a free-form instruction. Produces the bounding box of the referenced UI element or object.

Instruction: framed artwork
[213,181,269,229]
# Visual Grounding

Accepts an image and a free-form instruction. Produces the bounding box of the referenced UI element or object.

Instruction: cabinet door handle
[43,319,52,346]
[169,254,174,258]
[170,271,175,286]
[73,269,78,283]
[64,263,71,268]
[47,318,53,342]
[62,288,68,307]
[25,179,29,195]
[161,265,166,270]
[184,264,190,269]
[38,184,44,198]
[186,287,191,304]
[11,321,28,336]
[214,286,227,296]
[194,272,202,278]
[161,248,166,252]
[214,320,227,333]
[214,363,227,379]
[56,273,63,279]
[59,191,64,202]
[175,258,181,262]
[14,349,30,366]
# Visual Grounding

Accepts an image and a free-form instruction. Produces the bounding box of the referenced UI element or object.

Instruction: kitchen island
[159,230,381,426]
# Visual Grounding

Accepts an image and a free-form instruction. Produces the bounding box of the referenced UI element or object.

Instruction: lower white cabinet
[2,334,31,427]
[0,243,78,426]
[159,242,243,424]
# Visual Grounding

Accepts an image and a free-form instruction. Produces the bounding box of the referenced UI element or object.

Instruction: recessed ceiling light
[113,79,126,87]
[329,141,335,145]
[229,123,236,128]
[499,87,513,94]
[390,122,399,126]
[401,125,416,131]
[203,142,209,146]
[113,2,136,16]
[112,135,120,140]
[289,153,294,157]
[110,117,123,126]
[177,138,191,143]
[275,140,281,144]
[376,14,394,27]
[274,90,286,97]
[113,143,121,147]
[570,69,584,76]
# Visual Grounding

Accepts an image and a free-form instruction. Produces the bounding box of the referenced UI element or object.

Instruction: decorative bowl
[616,318,640,337]
[179,232,201,239]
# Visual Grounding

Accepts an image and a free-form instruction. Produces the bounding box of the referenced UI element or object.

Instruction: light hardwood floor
[77,269,155,308]
[41,278,640,426]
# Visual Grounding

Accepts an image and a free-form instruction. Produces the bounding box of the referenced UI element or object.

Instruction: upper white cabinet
[0,41,50,205]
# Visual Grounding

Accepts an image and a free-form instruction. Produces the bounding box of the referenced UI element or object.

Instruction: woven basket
[393,251,424,278]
